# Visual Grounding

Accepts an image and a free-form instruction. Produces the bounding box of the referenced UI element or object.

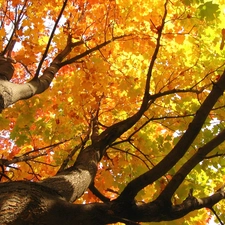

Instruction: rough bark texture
[0,181,112,225]
[1,179,225,225]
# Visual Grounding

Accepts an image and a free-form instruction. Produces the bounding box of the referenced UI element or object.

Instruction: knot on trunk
[0,57,14,81]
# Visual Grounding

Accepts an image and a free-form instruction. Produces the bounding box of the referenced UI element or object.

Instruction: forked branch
[90,0,169,160]
[34,0,69,78]
[158,128,225,201]
[118,68,225,202]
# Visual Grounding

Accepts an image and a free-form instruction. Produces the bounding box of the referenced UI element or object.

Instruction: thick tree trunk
[0,181,112,225]
[1,179,225,225]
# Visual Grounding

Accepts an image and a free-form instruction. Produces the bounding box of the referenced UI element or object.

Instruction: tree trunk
[0,181,113,225]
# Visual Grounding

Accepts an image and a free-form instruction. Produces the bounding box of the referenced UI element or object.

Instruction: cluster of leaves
[1,0,225,224]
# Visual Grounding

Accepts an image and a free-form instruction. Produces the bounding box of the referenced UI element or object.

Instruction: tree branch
[145,0,168,94]
[58,35,129,67]
[210,207,224,225]
[157,128,225,201]
[89,183,110,202]
[0,152,47,167]
[85,1,169,161]
[1,180,225,224]
[57,134,90,173]
[148,87,203,101]
[133,188,225,222]
[1,0,28,57]
[0,35,126,111]
[34,0,69,78]
[118,68,225,202]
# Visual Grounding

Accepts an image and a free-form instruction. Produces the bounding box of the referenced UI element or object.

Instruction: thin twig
[210,207,224,225]
[34,0,69,78]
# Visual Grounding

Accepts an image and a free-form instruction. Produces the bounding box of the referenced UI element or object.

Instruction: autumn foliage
[1,0,225,224]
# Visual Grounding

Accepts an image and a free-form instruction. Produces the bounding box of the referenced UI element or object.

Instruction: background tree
[0,0,225,224]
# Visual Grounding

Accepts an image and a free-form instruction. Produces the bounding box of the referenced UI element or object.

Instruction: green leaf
[198,1,220,21]
[183,0,204,6]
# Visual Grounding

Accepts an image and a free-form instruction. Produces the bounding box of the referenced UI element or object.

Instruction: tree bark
[0,64,58,112]
[1,179,225,225]
[0,181,112,225]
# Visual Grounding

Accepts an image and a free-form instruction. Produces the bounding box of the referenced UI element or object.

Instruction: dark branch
[89,183,110,202]
[130,188,225,222]
[57,134,90,173]
[59,35,129,67]
[34,0,69,78]
[118,68,225,202]
[157,128,225,201]
[210,207,224,225]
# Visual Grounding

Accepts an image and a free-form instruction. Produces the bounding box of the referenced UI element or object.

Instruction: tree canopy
[1,0,225,224]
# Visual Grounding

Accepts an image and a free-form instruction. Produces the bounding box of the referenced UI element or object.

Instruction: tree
[0,0,225,224]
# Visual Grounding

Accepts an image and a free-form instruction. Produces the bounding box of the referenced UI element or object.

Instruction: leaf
[198,1,220,21]
[175,34,185,44]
